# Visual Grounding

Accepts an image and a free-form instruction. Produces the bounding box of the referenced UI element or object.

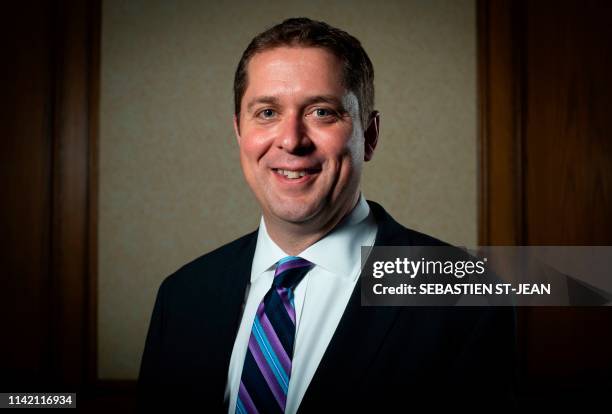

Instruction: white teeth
[277,169,308,179]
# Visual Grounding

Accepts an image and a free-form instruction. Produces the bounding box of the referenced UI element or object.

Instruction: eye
[257,108,277,119]
[314,108,333,117]
[307,107,339,121]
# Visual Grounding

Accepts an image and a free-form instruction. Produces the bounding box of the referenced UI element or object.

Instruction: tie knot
[273,256,313,289]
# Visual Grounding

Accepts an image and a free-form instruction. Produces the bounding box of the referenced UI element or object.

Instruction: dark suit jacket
[139,201,517,412]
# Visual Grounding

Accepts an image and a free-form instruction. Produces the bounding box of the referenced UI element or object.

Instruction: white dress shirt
[224,195,378,414]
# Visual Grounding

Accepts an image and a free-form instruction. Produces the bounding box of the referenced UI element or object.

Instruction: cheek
[238,139,263,184]
[322,132,363,168]
[239,133,268,163]
[315,122,355,153]
[330,134,365,184]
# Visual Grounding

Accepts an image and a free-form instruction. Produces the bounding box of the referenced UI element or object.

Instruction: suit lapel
[297,287,401,411]
[202,231,258,400]
[298,202,404,411]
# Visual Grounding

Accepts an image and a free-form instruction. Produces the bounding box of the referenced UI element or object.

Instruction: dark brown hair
[233,17,375,128]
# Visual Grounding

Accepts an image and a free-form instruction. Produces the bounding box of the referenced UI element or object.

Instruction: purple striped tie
[237,256,313,414]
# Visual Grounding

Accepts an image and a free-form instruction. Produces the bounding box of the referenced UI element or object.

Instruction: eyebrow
[246,96,279,113]
[245,94,347,113]
[303,95,346,111]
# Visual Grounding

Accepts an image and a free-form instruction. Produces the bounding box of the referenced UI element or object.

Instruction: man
[139,18,516,412]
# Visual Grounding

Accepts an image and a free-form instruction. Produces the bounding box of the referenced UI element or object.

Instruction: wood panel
[524,0,612,245]
[0,0,55,390]
[50,0,99,389]
[478,0,525,246]
[478,0,612,407]
[0,0,99,392]
[521,0,612,403]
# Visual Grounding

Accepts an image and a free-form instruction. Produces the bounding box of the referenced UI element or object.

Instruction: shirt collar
[251,195,376,282]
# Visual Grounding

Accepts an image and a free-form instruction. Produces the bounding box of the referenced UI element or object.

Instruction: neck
[264,194,361,256]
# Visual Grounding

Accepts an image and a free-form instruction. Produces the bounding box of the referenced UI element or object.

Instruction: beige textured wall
[99,0,476,379]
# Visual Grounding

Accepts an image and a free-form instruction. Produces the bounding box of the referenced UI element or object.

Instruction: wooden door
[479,0,612,407]
[0,0,99,392]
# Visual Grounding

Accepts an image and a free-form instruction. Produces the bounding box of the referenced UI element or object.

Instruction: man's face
[235,46,375,231]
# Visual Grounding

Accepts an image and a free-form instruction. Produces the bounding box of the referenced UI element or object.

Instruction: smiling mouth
[272,168,320,179]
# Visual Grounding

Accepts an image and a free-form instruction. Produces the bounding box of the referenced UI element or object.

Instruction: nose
[275,113,313,154]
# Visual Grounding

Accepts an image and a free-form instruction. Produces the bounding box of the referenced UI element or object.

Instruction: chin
[269,203,322,224]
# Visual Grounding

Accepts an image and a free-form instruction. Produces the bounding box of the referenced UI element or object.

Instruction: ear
[233,114,241,145]
[364,111,380,161]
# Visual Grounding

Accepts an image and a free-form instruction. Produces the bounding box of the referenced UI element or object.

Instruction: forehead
[243,46,345,101]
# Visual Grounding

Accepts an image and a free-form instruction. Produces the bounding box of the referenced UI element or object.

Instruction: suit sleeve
[450,307,518,408]
[138,280,166,401]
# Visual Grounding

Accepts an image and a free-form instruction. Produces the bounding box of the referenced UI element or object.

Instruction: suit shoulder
[368,200,450,247]
[160,230,257,291]
[391,224,450,247]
